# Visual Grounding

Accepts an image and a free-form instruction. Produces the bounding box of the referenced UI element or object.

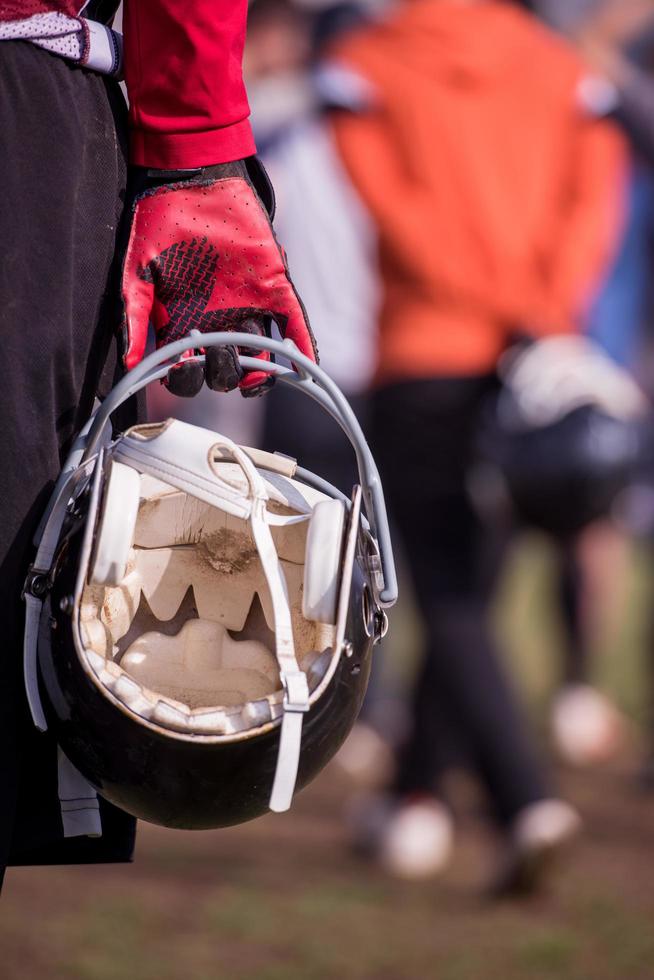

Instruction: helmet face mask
[26,334,396,831]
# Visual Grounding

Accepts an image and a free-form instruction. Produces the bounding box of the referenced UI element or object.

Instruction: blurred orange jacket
[330,0,630,383]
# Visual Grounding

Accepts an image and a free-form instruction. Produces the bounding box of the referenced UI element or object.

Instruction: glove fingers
[201,314,273,395]
[165,358,205,398]
[205,344,244,392]
[235,315,274,396]
[122,274,155,371]
[240,370,275,398]
[270,277,318,365]
[284,306,319,362]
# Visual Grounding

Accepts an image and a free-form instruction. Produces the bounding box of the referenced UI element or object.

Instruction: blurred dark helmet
[474,337,649,536]
[311,2,371,55]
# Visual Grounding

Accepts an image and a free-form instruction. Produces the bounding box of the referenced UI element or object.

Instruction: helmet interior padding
[78,472,337,737]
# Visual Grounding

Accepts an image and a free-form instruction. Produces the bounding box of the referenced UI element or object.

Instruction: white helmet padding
[122,620,278,708]
[90,461,141,586]
[76,419,354,812]
[302,499,346,625]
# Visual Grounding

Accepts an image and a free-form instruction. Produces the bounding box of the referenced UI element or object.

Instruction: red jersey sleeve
[123,0,256,169]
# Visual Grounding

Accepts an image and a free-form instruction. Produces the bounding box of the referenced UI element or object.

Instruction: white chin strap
[227,440,310,813]
[113,427,311,814]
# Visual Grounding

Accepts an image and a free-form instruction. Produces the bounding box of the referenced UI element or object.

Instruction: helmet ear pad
[89,462,141,586]
[302,499,347,625]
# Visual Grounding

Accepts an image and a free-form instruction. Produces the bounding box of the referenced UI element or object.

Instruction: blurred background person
[515,0,654,770]
[252,0,382,492]
[248,0,408,772]
[244,0,315,152]
[327,0,631,891]
[571,0,654,782]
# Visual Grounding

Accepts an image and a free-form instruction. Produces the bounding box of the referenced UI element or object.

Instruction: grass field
[2,536,654,980]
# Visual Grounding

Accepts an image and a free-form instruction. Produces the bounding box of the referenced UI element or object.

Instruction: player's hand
[120,158,318,397]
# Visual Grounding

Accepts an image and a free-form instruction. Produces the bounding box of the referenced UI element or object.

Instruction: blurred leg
[551,527,628,766]
[261,379,370,493]
[374,377,549,827]
[556,539,588,685]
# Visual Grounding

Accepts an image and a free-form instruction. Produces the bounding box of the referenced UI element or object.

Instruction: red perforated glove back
[120,160,318,397]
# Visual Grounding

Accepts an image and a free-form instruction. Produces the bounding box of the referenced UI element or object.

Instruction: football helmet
[475,336,649,536]
[23,333,397,831]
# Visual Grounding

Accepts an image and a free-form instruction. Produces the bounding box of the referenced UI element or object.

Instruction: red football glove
[120,159,318,397]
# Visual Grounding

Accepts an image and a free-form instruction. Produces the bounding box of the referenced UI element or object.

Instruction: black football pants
[0,42,135,879]
[373,377,549,826]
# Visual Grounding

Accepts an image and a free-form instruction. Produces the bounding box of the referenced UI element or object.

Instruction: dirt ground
[2,756,654,980]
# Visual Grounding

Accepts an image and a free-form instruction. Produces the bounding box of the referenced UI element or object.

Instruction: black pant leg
[0,43,135,871]
[373,378,549,826]
[261,380,370,495]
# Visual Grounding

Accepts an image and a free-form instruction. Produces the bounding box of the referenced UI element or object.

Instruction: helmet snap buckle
[281,671,310,713]
[374,610,389,645]
[22,565,53,601]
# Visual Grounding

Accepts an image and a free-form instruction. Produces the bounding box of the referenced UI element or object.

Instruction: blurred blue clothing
[586,167,654,368]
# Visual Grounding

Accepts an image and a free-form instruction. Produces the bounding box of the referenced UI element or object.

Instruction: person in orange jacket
[329,0,629,891]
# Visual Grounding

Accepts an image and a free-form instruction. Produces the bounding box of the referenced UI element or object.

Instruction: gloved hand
[120,158,318,397]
